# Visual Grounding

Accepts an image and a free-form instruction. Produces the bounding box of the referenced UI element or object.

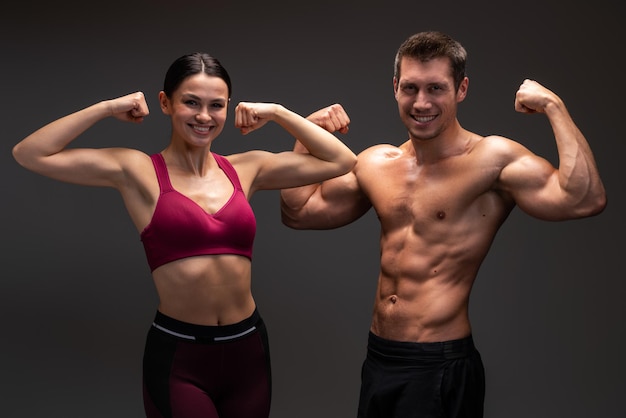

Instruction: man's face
[393,56,467,141]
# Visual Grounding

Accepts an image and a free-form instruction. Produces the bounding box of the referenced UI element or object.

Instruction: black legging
[143,309,271,418]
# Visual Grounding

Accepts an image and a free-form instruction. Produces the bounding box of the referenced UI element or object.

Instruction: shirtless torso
[358,135,515,342]
[280,32,605,418]
[280,55,605,344]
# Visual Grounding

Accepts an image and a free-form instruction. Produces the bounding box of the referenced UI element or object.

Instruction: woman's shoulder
[222,149,273,166]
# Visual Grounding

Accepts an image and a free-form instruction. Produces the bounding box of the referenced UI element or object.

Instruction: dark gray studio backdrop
[2,1,623,417]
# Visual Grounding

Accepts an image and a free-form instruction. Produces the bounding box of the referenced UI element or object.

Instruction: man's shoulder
[358,143,403,161]
[472,134,525,159]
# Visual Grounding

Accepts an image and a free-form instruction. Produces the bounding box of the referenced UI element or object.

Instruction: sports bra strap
[151,153,242,194]
[151,153,174,194]
[213,153,243,191]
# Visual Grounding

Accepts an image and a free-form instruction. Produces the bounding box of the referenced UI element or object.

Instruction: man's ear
[456,77,469,103]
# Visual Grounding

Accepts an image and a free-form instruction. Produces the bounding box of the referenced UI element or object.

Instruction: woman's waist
[156,295,257,327]
[152,256,255,326]
[151,306,262,342]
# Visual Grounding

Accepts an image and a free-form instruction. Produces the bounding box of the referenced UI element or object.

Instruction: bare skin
[281,56,606,342]
[13,73,356,326]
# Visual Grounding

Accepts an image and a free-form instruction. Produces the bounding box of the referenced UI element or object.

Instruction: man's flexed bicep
[280,102,369,229]
[509,79,607,220]
[498,139,605,221]
[280,168,371,230]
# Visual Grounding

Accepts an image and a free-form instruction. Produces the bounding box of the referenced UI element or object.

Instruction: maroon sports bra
[140,153,256,272]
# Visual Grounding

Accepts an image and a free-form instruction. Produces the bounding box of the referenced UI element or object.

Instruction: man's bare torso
[357,135,515,342]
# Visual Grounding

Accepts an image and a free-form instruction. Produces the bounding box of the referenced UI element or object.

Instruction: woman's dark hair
[163,52,232,98]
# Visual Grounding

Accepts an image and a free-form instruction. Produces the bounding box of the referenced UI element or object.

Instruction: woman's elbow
[12,143,29,168]
[12,142,47,174]
[336,153,357,176]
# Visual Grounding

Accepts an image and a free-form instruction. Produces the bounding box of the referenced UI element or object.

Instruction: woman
[12,52,355,418]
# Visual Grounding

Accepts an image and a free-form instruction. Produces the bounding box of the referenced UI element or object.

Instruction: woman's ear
[159,91,170,115]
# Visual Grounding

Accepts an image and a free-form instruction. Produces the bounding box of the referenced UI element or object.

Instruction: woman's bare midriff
[151,254,257,326]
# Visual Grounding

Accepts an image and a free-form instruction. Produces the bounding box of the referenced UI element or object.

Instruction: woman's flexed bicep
[13,92,149,187]
[23,146,144,188]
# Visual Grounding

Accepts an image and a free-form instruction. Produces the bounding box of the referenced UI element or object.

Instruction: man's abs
[370,269,475,343]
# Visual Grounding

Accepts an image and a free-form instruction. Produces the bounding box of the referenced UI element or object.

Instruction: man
[279,31,606,418]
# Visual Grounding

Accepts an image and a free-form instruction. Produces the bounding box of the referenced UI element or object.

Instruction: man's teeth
[415,116,436,123]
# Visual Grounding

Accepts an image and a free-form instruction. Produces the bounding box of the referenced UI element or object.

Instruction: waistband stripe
[214,326,257,341]
[153,323,196,340]
[152,322,257,342]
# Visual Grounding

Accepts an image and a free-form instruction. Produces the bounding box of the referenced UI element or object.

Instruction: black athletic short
[357,332,485,418]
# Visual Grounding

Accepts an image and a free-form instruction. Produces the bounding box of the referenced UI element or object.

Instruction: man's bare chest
[363,165,500,227]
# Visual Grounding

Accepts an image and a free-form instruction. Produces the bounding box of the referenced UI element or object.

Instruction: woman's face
[160,73,229,148]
